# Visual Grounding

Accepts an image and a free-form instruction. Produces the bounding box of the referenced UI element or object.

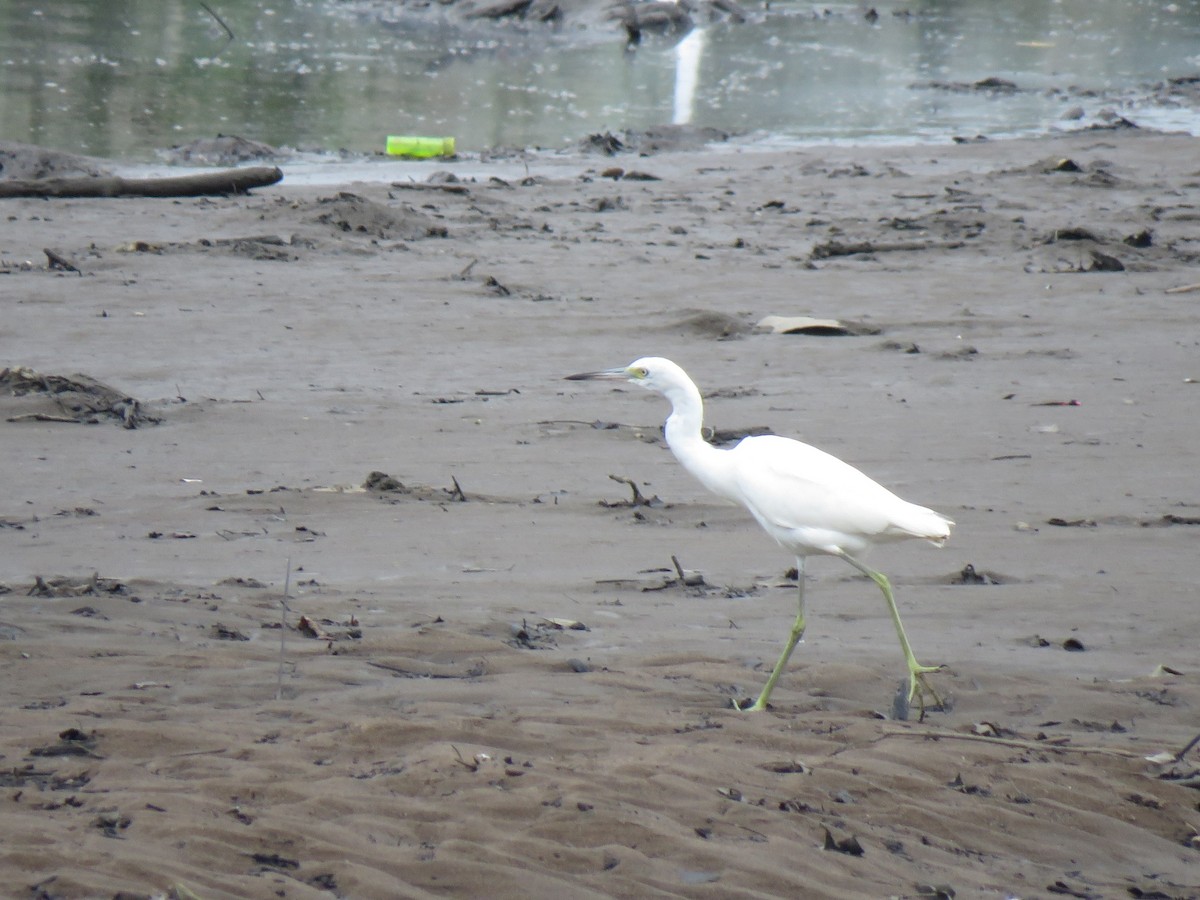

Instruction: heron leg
[741,558,806,711]
[837,552,944,717]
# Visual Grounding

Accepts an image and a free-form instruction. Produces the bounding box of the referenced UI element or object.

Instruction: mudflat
[2,129,1198,898]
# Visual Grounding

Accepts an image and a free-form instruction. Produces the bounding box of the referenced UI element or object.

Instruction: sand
[1,129,1199,899]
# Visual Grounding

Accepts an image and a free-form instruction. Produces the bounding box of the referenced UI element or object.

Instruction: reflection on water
[673,26,706,125]
[1,0,1198,161]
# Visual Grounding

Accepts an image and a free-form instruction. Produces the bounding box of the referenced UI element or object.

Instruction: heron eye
[633,367,648,378]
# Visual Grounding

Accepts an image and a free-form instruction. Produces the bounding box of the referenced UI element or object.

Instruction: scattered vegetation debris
[600,473,662,508]
[916,76,1022,94]
[450,745,491,773]
[971,721,1019,739]
[1146,732,1200,791]
[760,760,809,774]
[810,239,963,260]
[212,624,250,641]
[0,764,89,790]
[1047,517,1097,528]
[508,618,560,650]
[1071,718,1125,733]
[947,773,990,796]
[93,808,132,839]
[228,805,254,825]
[218,576,268,588]
[306,873,339,892]
[778,798,813,813]
[1125,792,1163,810]
[579,131,624,155]
[363,470,473,503]
[364,470,407,492]
[1152,513,1200,526]
[31,728,102,759]
[670,554,707,588]
[1,366,159,428]
[297,615,361,642]
[822,827,865,856]
[1045,879,1096,898]
[1046,226,1100,242]
[296,615,329,640]
[43,247,82,274]
[367,659,485,679]
[915,884,957,899]
[249,852,299,871]
[951,563,1004,585]
[483,274,511,295]
[28,573,126,597]
[638,557,711,594]
[1087,249,1125,272]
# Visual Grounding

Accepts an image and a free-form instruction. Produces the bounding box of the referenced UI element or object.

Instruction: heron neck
[662,381,730,496]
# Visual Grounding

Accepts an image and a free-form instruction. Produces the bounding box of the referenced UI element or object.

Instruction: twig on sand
[1173,731,1200,762]
[810,239,965,260]
[671,555,687,582]
[390,182,470,195]
[171,747,229,758]
[44,248,82,275]
[881,726,1148,759]
[610,473,651,506]
[451,745,479,772]
[6,413,82,424]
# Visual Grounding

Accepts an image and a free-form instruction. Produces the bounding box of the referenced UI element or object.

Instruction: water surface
[1,0,1198,161]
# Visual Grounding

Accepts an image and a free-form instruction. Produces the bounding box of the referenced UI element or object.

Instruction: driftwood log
[0,166,282,199]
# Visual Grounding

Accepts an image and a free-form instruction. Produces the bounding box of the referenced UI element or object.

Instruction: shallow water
[1,0,1199,161]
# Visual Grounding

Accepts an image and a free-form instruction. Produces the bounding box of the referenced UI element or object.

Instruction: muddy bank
[1,129,1199,897]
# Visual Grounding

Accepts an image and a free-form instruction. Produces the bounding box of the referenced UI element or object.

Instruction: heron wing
[727,435,939,554]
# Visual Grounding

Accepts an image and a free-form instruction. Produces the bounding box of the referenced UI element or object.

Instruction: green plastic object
[385,136,456,158]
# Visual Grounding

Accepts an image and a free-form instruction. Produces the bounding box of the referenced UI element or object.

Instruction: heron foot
[733,695,768,712]
[908,663,947,722]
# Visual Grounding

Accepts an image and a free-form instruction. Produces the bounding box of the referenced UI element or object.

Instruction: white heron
[566,357,953,715]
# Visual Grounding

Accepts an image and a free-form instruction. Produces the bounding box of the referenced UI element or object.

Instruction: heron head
[566,357,682,392]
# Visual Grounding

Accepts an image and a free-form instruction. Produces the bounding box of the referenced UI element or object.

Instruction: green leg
[741,558,806,711]
[837,552,945,718]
